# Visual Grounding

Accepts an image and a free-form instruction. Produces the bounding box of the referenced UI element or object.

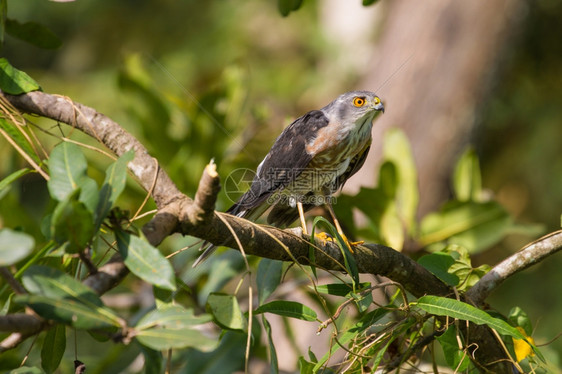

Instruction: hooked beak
[374,99,385,113]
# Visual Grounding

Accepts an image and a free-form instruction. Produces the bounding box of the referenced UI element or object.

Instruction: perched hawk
[194,91,384,266]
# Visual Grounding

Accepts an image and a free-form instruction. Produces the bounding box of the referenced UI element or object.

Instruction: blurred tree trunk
[343,0,525,219]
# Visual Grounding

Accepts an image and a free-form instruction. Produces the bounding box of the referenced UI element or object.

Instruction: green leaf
[257,258,283,305]
[0,168,32,194]
[95,150,134,229]
[453,148,482,202]
[416,296,526,339]
[0,58,41,94]
[0,118,40,164]
[47,142,99,212]
[419,200,512,253]
[206,292,247,331]
[0,0,6,45]
[254,300,317,322]
[50,190,94,253]
[135,305,212,330]
[363,0,379,5]
[417,252,459,286]
[115,231,176,291]
[277,0,303,16]
[436,325,472,371]
[15,294,120,330]
[0,228,35,266]
[5,19,62,49]
[138,344,163,374]
[262,316,279,374]
[136,325,216,351]
[41,324,66,374]
[508,307,533,336]
[313,282,370,297]
[21,265,123,327]
[382,129,419,234]
[9,367,45,374]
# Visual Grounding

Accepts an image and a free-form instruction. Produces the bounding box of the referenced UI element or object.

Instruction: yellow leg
[325,202,363,252]
[297,201,308,235]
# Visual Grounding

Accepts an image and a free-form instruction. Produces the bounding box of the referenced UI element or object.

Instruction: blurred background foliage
[1,0,562,371]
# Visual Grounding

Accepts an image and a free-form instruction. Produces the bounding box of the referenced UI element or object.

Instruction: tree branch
[1,90,513,372]
[466,230,562,307]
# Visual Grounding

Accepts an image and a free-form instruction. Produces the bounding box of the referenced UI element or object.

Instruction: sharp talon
[314,232,359,253]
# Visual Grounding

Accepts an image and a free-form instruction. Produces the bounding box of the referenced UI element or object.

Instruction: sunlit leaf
[135,305,211,330]
[115,230,176,291]
[0,58,41,94]
[417,252,459,286]
[206,292,246,331]
[453,148,482,202]
[22,265,123,328]
[47,142,99,212]
[0,228,34,266]
[383,129,419,234]
[15,294,120,329]
[136,326,216,351]
[416,296,526,339]
[254,300,317,322]
[419,200,512,253]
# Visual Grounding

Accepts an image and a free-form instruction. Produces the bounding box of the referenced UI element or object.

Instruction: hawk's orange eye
[353,97,365,107]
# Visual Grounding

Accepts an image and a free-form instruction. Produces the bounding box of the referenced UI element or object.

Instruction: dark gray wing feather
[193,110,329,267]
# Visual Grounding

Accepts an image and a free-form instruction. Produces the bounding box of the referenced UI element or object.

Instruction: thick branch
[1,90,512,371]
[467,230,562,306]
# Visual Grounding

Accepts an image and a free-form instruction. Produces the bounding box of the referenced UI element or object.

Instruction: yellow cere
[353,97,365,107]
[374,96,381,105]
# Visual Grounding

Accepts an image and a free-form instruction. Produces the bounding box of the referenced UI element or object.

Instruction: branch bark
[0,90,521,372]
[467,230,562,307]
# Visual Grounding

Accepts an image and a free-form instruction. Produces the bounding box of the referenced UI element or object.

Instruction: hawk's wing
[228,110,330,218]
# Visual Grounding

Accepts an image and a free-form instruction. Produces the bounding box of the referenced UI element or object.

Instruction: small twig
[78,249,98,275]
[467,230,562,306]
[0,267,27,295]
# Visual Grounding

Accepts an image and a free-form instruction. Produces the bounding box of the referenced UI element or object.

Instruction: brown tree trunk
[347,0,524,218]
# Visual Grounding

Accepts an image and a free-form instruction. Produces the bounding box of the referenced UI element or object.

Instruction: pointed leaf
[262,316,279,374]
[47,142,98,212]
[257,258,283,305]
[416,296,526,339]
[0,168,32,193]
[453,148,482,202]
[41,324,66,374]
[0,228,35,266]
[50,191,94,253]
[5,19,62,49]
[0,58,41,94]
[436,326,472,371]
[254,300,317,322]
[22,265,123,327]
[95,150,134,228]
[383,129,419,233]
[115,231,176,291]
[136,305,211,330]
[136,326,216,351]
[0,118,40,164]
[15,294,120,330]
[206,292,246,331]
[417,252,459,286]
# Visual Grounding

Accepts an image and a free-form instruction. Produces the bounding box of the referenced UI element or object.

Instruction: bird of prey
[194,91,384,266]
